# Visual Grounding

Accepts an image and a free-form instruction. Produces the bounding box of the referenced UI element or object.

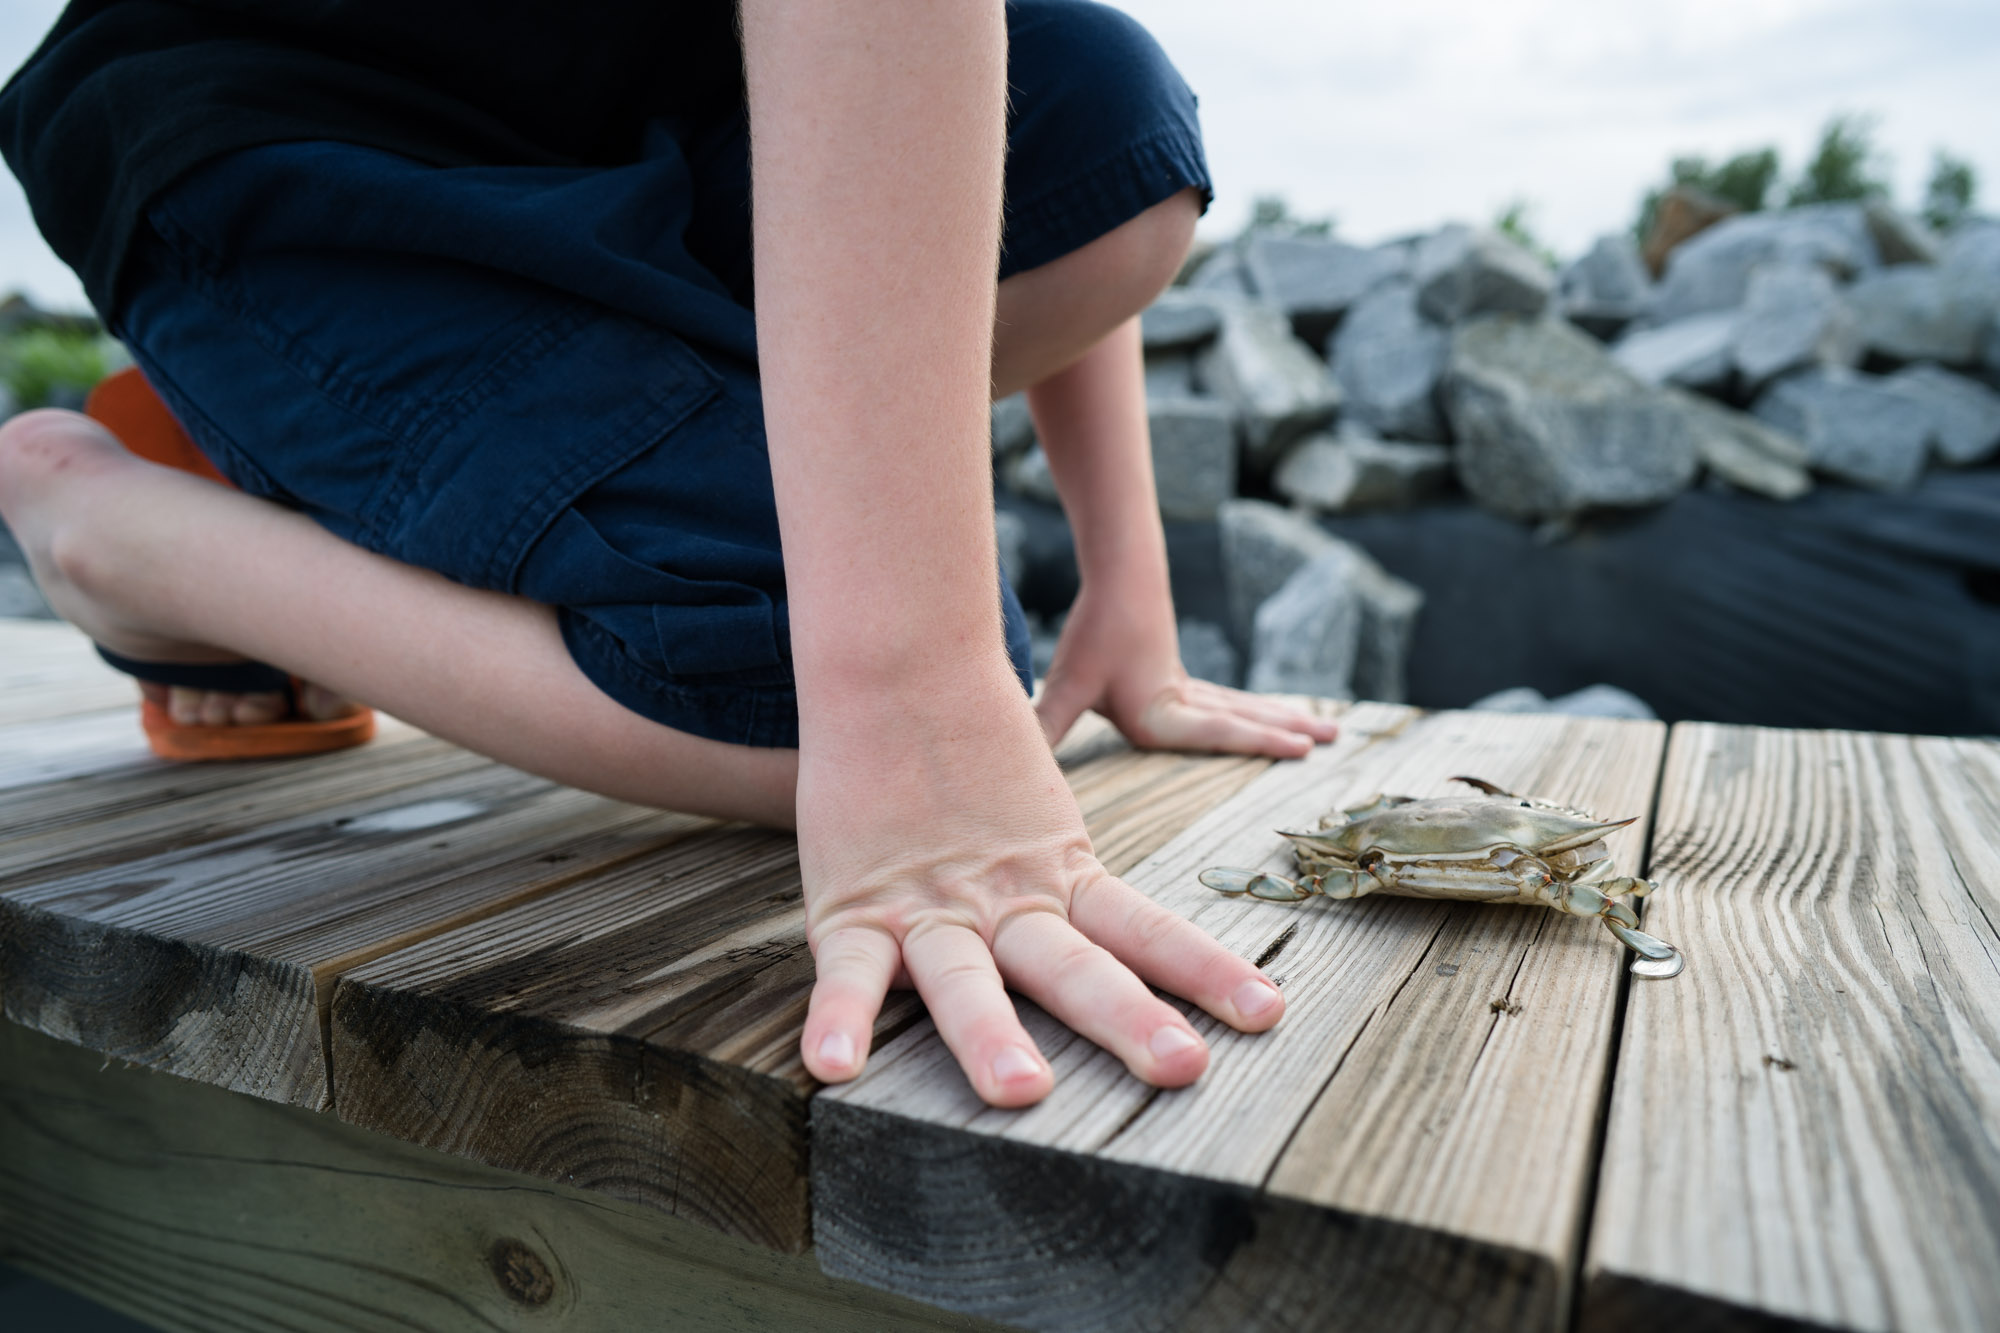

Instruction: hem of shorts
[1000,121,1213,280]
[561,611,801,750]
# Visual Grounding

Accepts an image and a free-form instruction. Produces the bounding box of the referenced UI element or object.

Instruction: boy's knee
[1109,187,1202,300]
[0,409,128,504]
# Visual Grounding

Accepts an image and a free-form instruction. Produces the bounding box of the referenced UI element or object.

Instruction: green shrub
[0,327,112,409]
[1787,113,1889,206]
[1922,151,1977,233]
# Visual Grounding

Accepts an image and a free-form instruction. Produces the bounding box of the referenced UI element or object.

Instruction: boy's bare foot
[0,409,355,724]
[135,679,356,726]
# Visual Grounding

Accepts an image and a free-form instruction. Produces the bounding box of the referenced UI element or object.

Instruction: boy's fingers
[1153,698,1312,758]
[802,924,899,1083]
[1069,875,1286,1032]
[902,923,1053,1107]
[1188,682,1339,740]
[992,910,1209,1087]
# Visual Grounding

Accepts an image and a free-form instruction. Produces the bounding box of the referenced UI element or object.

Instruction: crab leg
[1199,864,1377,902]
[1199,868,1315,902]
[1556,878,1685,977]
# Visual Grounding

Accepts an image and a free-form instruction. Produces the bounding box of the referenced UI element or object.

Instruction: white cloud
[1112,0,2000,254]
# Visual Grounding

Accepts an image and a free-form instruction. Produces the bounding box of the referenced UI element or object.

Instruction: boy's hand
[1035,580,1339,757]
[796,667,1286,1106]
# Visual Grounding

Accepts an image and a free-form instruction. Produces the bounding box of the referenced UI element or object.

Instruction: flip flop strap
[96,646,293,695]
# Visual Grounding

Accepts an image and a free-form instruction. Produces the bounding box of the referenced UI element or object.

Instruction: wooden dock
[2,618,1995,1332]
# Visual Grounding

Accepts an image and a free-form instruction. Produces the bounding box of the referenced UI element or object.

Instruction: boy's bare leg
[0,410,799,826]
[29,186,1198,734]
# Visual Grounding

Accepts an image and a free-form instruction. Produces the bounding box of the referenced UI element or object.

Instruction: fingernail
[1149,1026,1201,1059]
[1233,978,1282,1020]
[816,1031,856,1071]
[992,1046,1043,1084]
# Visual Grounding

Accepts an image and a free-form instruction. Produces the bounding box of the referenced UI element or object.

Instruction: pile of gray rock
[994,201,2000,703]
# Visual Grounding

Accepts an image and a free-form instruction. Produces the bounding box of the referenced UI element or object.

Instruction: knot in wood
[488,1238,556,1307]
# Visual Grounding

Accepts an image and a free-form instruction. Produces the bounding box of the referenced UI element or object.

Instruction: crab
[1198,776,1684,979]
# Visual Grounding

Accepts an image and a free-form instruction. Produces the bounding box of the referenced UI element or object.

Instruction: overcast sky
[3,0,1996,312]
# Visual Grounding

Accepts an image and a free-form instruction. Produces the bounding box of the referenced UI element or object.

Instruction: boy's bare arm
[743,0,1285,1106]
[1028,317,1341,754]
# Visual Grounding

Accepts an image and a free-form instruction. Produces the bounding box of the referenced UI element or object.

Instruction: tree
[1787,113,1889,206]
[1922,151,1977,233]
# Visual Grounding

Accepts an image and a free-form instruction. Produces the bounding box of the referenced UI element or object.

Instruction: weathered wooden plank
[1,755,714,1108]
[0,1019,997,1332]
[326,718,1291,1255]
[0,619,134,725]
[0,715,478,883]
[0,707,152,791]
[1582,724,2000,1333]
[814,707,1668,1332]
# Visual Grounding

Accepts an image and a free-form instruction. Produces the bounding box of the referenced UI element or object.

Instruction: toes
[166,685,288,726]
[230,691,288,725]
[298,682,355,721]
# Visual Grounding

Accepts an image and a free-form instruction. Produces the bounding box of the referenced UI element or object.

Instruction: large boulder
[1242,234,1406,346]
[1470,683,1658,721]
[1730,262,1860,386]
[991,392,1035,460]
[1144,351,1198,398]
[1243,540,1423,702]
[1662,387,1813,501]
[1863,201,1941,267]
[1185,246,1252,295]
[1641,184,1737,277]
[1650,206,1878,324]
[1845,266,1989,365]
[1560,234,1653,339]
[1002,444,1061,505]
[995,509,1028,590]
[1612,311,1740,391]
[1273,428,1453,513]
[1882,363,2000,466]
[1141,290,1224,352]
[1445,316,1701,520]
[1148,396,1240,520]
[1178,618,1240,688]
[1412,225,1553,324]
[1752,367,1933,491]
[1327,278,1451,441]
[1194,296,1342,470]
[1220,498,1332,649]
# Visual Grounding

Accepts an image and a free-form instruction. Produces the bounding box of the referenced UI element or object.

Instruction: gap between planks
[813,706,1669,1333]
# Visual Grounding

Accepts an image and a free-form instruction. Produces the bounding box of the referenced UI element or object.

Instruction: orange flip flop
[83,367,376,762]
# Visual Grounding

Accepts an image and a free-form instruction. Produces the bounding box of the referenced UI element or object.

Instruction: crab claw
[1606,920,1685,978]
[1199,867,1315,902]
[1451,776,1519,799]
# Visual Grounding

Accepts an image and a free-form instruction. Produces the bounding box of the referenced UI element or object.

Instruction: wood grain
[1582,724,2000,1333]
[0,1018,997,1332]
[327,719,1283,1254]
[2,750,713,1108]
[815,707,1668,1332]
[0,619,134,725]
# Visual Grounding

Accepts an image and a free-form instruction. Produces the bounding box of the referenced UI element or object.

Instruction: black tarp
[1004,466,2000,737]
[1324,469,2000,736]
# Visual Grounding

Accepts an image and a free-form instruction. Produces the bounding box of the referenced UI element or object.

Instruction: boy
[0,0,1333,1107]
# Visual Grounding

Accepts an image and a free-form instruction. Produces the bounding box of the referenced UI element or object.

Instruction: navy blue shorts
[110,0,1210,748]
